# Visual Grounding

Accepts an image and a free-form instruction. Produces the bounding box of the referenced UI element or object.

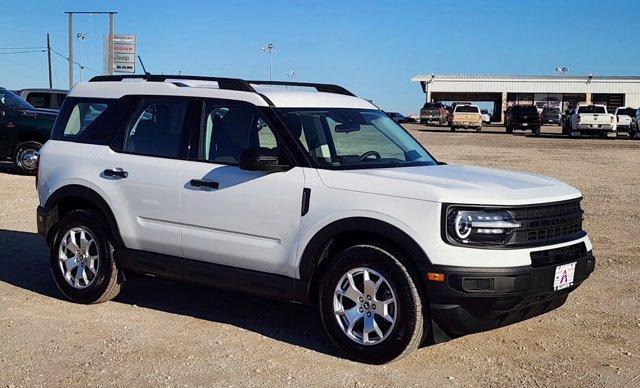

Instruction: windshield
[616,108,636,116]
[277,108,436,169]
[455,105,479,113]
[0,89,35,110]
[578,105,606,114]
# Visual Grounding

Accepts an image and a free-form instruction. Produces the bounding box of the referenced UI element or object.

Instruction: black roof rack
[88,75,356,97]
[89,74,256,93]
[247,80,355,96]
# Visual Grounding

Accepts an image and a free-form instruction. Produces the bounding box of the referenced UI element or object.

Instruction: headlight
[445,208,522,246]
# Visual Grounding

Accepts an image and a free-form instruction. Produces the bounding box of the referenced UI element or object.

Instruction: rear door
[180,100,305,277]
[91,97,197,257]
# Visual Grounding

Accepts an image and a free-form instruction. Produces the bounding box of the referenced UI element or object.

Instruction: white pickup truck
[614,107,636,134]
[564,104,617,138]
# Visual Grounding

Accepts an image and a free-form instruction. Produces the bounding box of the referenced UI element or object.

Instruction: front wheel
[14,141,42,175]
[319,245,425,364]
[50,210,123,304]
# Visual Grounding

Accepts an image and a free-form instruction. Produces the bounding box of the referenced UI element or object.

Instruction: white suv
[36,75,595,364]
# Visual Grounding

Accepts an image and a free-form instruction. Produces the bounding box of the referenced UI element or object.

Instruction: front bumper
[420,249,595,339]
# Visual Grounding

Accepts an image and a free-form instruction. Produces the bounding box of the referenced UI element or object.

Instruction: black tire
[14,141,42,175]
[319,244,425,364]
[50,209,122,304]
[450,126,456,131]
[533,127,541,136]
[506,125,513,134]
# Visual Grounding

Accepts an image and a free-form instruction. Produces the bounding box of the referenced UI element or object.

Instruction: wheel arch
[43,184,124,248]
[298,217,431,304]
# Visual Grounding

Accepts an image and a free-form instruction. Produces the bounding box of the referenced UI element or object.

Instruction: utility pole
[46,33,53,89]
[67,13,73,88]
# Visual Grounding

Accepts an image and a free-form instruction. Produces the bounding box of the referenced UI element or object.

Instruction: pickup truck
[614,107,636,135]
[419,102,447,125]
[15,88,68,110]
[505,105,541,135]
[450,104,482,132]
[563,104,616,138]
[0,87,57,173]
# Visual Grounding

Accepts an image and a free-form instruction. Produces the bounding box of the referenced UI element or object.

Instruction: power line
[50,47,101,74]
[0,49,46,55]
[0,46,46,50]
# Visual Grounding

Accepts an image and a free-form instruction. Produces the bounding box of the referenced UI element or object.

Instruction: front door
[180,100,305,277]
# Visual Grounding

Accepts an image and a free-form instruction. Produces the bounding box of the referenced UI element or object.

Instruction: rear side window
[123,99,189,158]
[52,98,115,145]
[578,106,606,114]
[26,92,51,109]
[512,106,538,114]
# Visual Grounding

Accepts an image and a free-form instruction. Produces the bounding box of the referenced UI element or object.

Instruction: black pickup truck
[505,105,541,135]
[0,88,57,174]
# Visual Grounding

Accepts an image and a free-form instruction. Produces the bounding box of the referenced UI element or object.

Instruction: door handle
[190,179,219,189]
[103,168,128,179]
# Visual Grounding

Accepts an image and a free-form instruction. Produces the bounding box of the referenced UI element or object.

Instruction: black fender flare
[43,184,124,248]
[297,217,432,281]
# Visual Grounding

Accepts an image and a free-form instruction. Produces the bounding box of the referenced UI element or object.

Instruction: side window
[199,102,279,164]
[124,99,188,158]
[26,92,51,109]
[62,102,110,136]
[55,93,67,109]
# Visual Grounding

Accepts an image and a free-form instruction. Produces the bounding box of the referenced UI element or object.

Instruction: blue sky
[1,0,639,114]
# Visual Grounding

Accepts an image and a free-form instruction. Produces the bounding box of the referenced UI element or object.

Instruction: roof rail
[247,80,356,96]
[89,74,256,93]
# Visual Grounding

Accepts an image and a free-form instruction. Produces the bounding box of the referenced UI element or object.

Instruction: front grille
[508,199,584,246]
[530,242,587,268]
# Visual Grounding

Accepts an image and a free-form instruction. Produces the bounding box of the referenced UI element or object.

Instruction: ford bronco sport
[36,75,595,364]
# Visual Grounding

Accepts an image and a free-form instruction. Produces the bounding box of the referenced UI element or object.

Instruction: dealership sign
[104,34,136,73]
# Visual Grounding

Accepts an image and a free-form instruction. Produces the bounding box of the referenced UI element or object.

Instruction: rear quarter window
[51,97,123,145]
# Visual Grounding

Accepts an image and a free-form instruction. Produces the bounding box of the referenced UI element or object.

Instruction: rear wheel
[14,141,42,175]
[506,125,513,134]
[532,127,541,136]
[319,244,425,364]
[50,210,123,304]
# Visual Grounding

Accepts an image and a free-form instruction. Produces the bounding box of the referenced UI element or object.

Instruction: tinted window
[455,105,480,113]
[0,89,34,110]
[63,102,110,136]
[199,102,279,164]
[577,105,606,114]
[616,108,636,116]
[26,92,52,108]
[55,93,67,109]
[422,102,442,109]
[542,108,560,114]
[124,99,188,158]
[512,105,538,114]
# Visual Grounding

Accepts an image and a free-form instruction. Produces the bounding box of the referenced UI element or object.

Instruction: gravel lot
[1,124,639,387]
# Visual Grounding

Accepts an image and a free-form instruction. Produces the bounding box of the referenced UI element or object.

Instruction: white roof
[68,79,376,109]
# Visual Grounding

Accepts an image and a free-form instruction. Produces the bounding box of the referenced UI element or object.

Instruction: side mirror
[238,148,289,172]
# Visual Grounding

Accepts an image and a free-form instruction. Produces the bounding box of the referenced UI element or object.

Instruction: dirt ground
[1,125,639,387]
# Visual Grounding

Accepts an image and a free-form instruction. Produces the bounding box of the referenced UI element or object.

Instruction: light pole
[260,43,276,81]
[76,32,87,81]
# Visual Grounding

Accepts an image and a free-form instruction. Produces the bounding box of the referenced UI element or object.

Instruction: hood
[19,108,58,120]
[316,164,581,206]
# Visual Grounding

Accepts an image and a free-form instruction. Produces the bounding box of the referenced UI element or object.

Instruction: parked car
[540,107,562,125]
[632,108,640,139]
[15,88,68,110]
[505,105,541,135]
[614,107,636,135]
[36,75,595,364]
[450,104,482,131]
[386,112,414,124]
[563,104,616,138]
[0,87,57,173]
[480,109,491,124]
[419,102,447,125]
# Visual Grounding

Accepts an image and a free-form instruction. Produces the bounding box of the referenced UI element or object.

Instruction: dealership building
[412,74,640,123]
